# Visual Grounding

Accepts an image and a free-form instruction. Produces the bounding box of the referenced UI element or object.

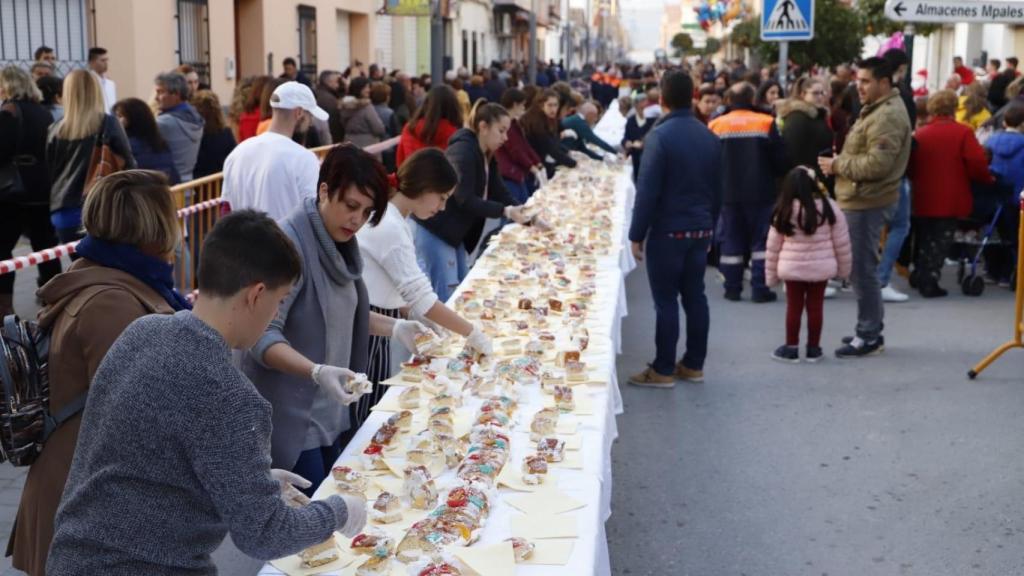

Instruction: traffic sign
[761,0,815,41]
[884,0,1024,24]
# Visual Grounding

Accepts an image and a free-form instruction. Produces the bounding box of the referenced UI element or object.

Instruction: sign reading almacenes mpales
[885,0,1024,24]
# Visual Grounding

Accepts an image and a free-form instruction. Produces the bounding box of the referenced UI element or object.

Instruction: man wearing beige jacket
[819,56,912,358]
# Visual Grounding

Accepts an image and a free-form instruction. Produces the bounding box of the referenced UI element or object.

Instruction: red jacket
[909,117,992,219]
[396,118,459,166]
[496,119,542,183]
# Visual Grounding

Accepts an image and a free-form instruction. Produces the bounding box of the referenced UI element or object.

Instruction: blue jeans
[414,222,467,303]
[646,234,711,374]
[503,178,530,205]
[878,178,911,287]
[290,426,359,497]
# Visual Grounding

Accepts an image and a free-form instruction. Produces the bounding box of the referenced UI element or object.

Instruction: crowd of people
[1,45,626,575]
[4,36,1024,572]
[627,49,1023,387]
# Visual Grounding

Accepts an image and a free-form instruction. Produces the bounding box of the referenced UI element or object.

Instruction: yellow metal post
[969,192,1024,379]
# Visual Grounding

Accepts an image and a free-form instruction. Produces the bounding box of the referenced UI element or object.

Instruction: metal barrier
[968,191,1024,379]
[0,136,402,292]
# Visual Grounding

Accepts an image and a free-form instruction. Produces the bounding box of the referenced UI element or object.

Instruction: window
[461,30,467,69]
[471,31,477,72]
[177,0,210,86]
[298,5,317,79]
[0,0,92,75]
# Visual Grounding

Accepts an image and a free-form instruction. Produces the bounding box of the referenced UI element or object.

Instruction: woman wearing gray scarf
[242,144,430,492]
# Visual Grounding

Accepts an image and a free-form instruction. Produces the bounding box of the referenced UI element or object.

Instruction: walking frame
[968,191,1024,379]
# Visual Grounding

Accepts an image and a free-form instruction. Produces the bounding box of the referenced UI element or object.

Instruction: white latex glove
[560,129,578,140]
[311,364,361,406]
[392,319,430,353]
[338,494,367,537]
[410,310,446,338]
[466,326,493,355]
[271,469,311,505]
[503,205,530,225]
[533,168,548,188]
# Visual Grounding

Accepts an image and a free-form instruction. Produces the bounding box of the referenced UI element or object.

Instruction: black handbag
[0,103,26,202]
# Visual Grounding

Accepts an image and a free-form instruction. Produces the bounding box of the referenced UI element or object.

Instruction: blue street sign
[761,0,815,41]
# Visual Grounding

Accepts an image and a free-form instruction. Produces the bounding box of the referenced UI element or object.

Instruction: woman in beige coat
[7,170,186,575]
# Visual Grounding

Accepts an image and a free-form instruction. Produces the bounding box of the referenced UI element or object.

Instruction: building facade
[0,0,382,106]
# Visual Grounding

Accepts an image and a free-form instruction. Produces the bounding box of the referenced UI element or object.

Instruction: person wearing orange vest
[709,82,790,302]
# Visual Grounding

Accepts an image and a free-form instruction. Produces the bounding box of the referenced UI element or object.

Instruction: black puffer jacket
[46,114,135,211]
[416,128,516,252]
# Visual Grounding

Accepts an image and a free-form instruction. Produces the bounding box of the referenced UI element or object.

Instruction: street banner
[382,0,431,17]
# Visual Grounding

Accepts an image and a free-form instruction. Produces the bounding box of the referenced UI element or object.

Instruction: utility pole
[528,0,537,84]
[903,23,915,88]
[431,0,444,86]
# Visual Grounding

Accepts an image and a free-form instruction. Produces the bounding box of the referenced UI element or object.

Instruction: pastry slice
[399,386,421,409]
[370,491,402,524]
[355,554,392,576]
[299,538,338,568]
[522,454,548,485]
[506,537,536,562]
[331,465,367,494]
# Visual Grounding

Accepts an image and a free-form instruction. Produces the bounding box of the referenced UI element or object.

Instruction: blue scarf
[75,235,193,311]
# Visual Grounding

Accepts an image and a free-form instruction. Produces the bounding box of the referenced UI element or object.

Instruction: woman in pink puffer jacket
[766,167,852,363]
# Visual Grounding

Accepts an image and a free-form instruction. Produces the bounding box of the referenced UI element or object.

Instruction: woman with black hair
[113,98,181,184]
[520,88,577,177]
[242,144,432,491]
[756,80,782,115]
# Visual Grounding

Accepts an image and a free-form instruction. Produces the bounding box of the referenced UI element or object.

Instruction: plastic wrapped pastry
[399,386,421,409]
[331,465,367,495]
[554,385,574,412]
[530,408,559,441]
[537,437,566,463]
[522,454,548,485]
[350,529,394,556]
[403,465,439,510]
[370,491,402,524]
[505,537,536,562]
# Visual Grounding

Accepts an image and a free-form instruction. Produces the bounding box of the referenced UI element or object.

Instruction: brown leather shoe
[628,367,676,388]
[674,363,704,382]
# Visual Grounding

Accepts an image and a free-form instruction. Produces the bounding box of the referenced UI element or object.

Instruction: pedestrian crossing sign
[761,0,815,41]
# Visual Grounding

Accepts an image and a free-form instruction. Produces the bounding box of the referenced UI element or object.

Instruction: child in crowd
[766,167,852,363]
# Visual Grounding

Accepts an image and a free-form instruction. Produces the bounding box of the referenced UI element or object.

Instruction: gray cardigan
[244,198,370,470]
[47,311,349,575]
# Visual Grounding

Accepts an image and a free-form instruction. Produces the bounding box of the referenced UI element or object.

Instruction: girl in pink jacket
[766,167,852,363]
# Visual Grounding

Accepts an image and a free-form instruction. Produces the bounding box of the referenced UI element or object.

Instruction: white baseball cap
[270,81,329,121]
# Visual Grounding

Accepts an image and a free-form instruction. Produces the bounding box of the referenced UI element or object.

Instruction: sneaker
[805,346,824,362]
[835,336,885,358]
[824,286,837,299]
[881,284,910,302]
[771,345,800,363]
[674,363,705,383]
[628,367,676,388]
[751,290,778,303]
[723,290,741,301]
[839,280,854,292]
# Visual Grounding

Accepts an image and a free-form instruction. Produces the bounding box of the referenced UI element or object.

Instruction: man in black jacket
[709,82,789,302]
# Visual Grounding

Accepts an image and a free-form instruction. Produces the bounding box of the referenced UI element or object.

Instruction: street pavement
[2,242,1023,574]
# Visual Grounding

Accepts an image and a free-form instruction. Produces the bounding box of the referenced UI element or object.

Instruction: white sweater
[357,202,438,315]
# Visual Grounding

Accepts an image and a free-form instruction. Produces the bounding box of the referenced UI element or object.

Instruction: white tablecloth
[260,116,634,576]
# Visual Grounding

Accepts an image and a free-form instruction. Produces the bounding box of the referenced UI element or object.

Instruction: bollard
[968,191,1024,379]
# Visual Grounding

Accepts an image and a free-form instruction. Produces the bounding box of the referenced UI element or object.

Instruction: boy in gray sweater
[47,211,366,574]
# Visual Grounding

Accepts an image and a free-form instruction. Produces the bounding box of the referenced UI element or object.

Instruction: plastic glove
[560,129,578,140]
[311,364,361,406]
[466,326,493,355]
[533,168,548,188]
[392,319,430,353]
[410,310,446,338]
[271,469,311,506]
[338,494,367,537]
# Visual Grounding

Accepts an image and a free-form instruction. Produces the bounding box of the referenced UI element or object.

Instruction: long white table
[260,114,634,576]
